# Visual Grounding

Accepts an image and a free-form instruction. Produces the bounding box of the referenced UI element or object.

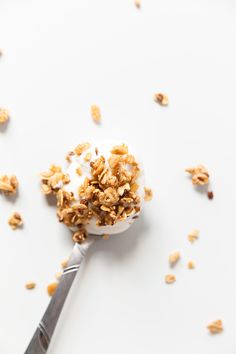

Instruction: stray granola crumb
[76,166,83,176]
[55,272,62,280]
[8,212,23,229]
[84,152,92,162]
[91,105,101,123]
[135,0,141,8]
[188,261,195,269]
[188,229,200,243]
[207,320,223,334]
[169,252,180,267]
[65,151,75,162]
[61,258,69,269]
[165,274,176,284]
[0,108,9,124]
[75,142,91,156]
[102,234,110,240]
[154,93,169,106]
[144,187,153,201]
[0,175,19,195]
[185,165,209,186]
[47,282,58,297]
[25,282,36,290]
[207,191,214,200]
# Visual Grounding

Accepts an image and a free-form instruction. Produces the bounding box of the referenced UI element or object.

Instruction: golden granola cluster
[55,143,141,242]
[185,165,209,186]
[0,175,19,194]
[8,212,23,229]
[40,165,70,195]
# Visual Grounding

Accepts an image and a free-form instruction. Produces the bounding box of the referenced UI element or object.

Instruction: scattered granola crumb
[76,166,83,176]
[188,261,195,269]
[185,165,209,186]
[0,175,19,195]
[0,108,9,124]
[25,282,36,290]
[65,151,75,162]
[144,187,153,201]
[154,93,169,106]
[135,0,141,8]
[165,274,176,284]
[75,142,91,156]
[84,152,92,162]
[61,258,69,269]
[188,229,200,243]
[47,282,58,297]
[207,191,214,200]
[91,105,101,123]
[102,234,110,240]
[55,272,62,280]
[8,212,23,229]
[169,252,180,267]
[95,147,99,155]
[207,320,223,334]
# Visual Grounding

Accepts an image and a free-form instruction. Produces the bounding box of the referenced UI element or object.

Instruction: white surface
[0,0,236,353]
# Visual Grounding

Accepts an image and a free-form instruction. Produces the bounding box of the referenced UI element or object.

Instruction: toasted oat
[185,165,209,186]
[76,166,83,176]
[169,252,180,267]
[188,229,199,243]
[65,151,75,162]
[91,105,101,123]
[111,144,128,155]
[207,320,223,334]
[134,0,141,8]
[207,191,214,200]
[0,108,9,124]
[55,272,62,280]
[144,187,153,201]
[47,282,58,297]
[84,152,92,162]
[61,258,69,269]
[165,274,176,284]
[75,142,91,156]
[154,93,169,106]
[102,234,110,240]
[25,282,36,290]
[188,261,195,269]
[0,175,19,194]
[8,212,23,229]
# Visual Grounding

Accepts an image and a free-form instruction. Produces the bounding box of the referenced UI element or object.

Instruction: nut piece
[207,191,214,200]
[134,0,141,8]
[165,274,176,284]
[144,187,153,201]
[0,108,9,124]
[25,282,36,290]
[207,320,223,334]
[91,105,101,123]
[188,229,199,243]
[187,261,195,269]
[8,212,23,229]
[169,252,180,267]
[0,175,19,194]
[185,165,209,186]
[47,282,58,297]
[154,93,169,106]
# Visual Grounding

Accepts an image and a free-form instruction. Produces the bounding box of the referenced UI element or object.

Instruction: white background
[0,0,236,353]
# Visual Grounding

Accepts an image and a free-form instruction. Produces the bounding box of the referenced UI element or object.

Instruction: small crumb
[188,229,200,243]
[0,108,9,124]
[144,187,153,201]
[169,252,180,267]
[165,274,176,284]
[207,191,214,200]
[76,166,83,176]
[185,165,209,186]
[188,261,195,269]
[207,320,223,334]
[91,104,101,123]
[84,152,92,162]
[135,0,141,8]
[95,147,99,155]
[47,282,58,297]
[154,93,169,106]
[65,151,75,162]
[102,234,110,240]
[61,258,69,269]
[8,212,23,229]
[25,282,36,290]
[55,272,62,280]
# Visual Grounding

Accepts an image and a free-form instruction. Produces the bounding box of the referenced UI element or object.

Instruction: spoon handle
[24,239,94,354]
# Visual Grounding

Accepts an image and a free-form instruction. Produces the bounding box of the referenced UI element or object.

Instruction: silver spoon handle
[24,239,94,354]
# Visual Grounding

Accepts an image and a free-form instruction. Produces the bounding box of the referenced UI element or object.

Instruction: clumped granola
[91,105,101,123]
[56,144,141,243]
[47,282,58,297]
[144,187,153,201]
[169,252,180,267]
[165,274,176,284]
[40,165,70,195]
[154,93,169,106]
[207,320,223,334]
[0,108,9,124]
[188,229,199,243]
[8,212,23,229]
[0,175,19,194]
[25,282,36,290]
[185,165,209,186]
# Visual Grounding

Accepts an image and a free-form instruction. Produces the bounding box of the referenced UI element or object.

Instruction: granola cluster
[40,165,70,195]
[185,165,209,186]
[0,175,19,195]
[55,143,141,242]
[0,108,9,124]
[8,212,23,229]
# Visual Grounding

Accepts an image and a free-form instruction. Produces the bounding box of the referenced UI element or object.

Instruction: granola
[144,187,153,201]
[165,274,176,284]
[169,252,180,267]
[188,261,195,269]
[40,165,70,195]
[0,108,9,124]
[207,320,223,334]
[47,282,58,296]
[0,175,19,194]
[188,229,199,243]
[8,212,23,229]
[25,282,36,290]
[91,105,101,123]
[185,165,209,186]
[154,93,169,106]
